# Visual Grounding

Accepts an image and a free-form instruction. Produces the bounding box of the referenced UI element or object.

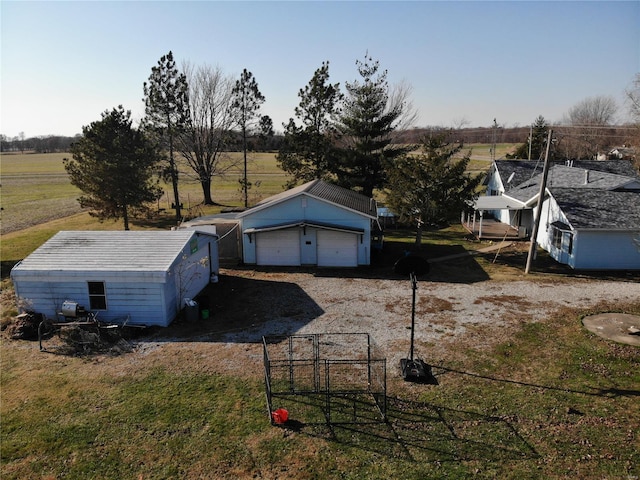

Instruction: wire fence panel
[263,333,387,424]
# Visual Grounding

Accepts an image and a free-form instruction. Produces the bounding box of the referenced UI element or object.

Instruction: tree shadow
[435,365,640,399]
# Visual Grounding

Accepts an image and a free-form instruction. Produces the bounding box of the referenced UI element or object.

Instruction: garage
[256,229,301,266]
[239,180,378,267]
[317,230,358,267]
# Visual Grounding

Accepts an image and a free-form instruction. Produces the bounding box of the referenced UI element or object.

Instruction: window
[88,282,107,310]
[552,228,562,249]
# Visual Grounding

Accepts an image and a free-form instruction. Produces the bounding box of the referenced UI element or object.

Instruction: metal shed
[10,230,219,327]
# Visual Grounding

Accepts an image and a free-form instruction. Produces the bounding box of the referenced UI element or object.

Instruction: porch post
[479,210,483,238]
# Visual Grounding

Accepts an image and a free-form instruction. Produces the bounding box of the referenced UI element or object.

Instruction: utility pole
[528,124,533,161]
[491,118,497,161]
[525,129,553,274]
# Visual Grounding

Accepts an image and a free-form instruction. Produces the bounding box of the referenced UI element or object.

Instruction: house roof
[11,230,209,273]
[238,179,378,219]
[494,159,639,193]
[505,165,640,203]
[551,189,640,230]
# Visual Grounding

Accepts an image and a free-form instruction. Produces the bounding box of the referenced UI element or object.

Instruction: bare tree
[179,63,239,205]
[560,95,618,159]
[626,73,640,122]
[625,73,640,170]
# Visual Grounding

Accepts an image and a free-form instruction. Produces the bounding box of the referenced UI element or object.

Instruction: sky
[1,0,639,138]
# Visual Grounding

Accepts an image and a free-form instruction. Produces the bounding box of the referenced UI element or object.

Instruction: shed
[10,230,219,327]
[238,180,379,267]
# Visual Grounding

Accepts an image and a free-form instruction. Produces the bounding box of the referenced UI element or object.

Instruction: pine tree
[231,69,265,207]
[385,133,483,244]
[336,54,410,197]
[63,107,162,230]
[143,51,190,221]
[277,61,343,187]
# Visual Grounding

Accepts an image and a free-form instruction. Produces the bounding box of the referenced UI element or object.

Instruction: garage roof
[239,179,377,219]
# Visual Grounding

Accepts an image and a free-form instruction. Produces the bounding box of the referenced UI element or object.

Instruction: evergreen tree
[63,107,162,231]
[509,115,549,160]
[385,133,483,245]
[143,51,190,221]
[231,69,265,207]
[276,61,343,187]
[336,54,411,197]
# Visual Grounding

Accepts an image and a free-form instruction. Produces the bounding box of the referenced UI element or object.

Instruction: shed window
[552,228,563,249]
[88,282,107,310]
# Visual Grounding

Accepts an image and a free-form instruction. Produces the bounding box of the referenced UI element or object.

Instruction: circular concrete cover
[582,313,640,346]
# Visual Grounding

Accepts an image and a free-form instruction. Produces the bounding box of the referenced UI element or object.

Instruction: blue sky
[1,1,639,138]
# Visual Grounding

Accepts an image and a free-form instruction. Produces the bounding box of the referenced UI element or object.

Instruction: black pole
[410,272,417,361]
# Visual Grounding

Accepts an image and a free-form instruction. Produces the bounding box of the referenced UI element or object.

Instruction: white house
[10,230,219,327]
[473,160,640,270]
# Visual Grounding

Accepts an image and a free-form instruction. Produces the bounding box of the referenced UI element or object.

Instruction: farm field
[0,144,513,236]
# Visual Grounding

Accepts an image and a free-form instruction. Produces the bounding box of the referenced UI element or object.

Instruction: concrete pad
[582,313,640,346]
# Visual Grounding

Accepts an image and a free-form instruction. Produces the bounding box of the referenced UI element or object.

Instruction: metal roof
[239,179,378,219]
[11,230,205,273]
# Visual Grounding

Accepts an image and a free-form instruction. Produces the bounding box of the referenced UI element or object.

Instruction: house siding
[572,231,640,270]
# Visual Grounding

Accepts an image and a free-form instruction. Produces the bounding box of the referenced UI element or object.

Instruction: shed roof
[239,179,377,219]
[11,230,207,273]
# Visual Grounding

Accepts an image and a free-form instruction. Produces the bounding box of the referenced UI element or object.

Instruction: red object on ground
[271,408,289,424]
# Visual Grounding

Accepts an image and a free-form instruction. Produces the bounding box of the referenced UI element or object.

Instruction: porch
[461,214,527,241]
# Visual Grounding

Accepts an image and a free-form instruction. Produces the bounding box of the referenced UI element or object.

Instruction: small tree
[509,115,549,160]
[231,69,265,207]
[63,106,162,230]
[277,61,343,187]
[385,133,483,245]
[143,51,190,221]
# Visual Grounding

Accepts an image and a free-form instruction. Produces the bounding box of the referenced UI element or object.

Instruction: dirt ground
[71,262,636,384]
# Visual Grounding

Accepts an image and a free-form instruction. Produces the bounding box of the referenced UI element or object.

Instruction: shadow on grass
[270,392,539,463]
[435,366,640,399]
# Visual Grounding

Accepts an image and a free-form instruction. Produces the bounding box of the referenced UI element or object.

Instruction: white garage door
[317,230,358,267]
[256,230,300,266]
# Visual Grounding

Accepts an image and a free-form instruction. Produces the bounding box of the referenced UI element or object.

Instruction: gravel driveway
[141,268,640,373]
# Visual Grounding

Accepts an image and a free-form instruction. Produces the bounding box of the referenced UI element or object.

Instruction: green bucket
[201,309,210,320]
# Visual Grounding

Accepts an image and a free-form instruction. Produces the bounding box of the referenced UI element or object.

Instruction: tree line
[36,52,640,234]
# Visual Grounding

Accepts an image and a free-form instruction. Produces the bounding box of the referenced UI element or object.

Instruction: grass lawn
[1,291,638,479]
